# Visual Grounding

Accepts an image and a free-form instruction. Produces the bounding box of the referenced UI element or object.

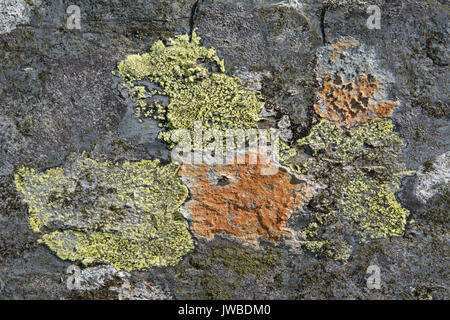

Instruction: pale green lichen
[340,173,409,242]
[284,118,413,260]
[118,32,224,83]
[14,153,193,271]
[292,118,410,176]
[116,31,263,147]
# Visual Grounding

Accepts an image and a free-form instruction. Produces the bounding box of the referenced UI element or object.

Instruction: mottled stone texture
[0,0,448,299]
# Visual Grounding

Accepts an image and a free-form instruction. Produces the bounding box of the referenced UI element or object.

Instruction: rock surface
[0,0,448,300]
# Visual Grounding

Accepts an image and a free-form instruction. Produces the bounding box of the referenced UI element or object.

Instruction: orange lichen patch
[314,73,396,126]
[330,38,360,60]
[374,102,396,117]
[179,151,312,244]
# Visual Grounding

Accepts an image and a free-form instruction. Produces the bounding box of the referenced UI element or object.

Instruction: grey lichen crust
[66,265,174,300]
[415,151,450,204]
[0,0,31,34]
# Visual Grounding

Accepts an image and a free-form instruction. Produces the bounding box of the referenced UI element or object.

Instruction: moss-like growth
[284,118,412,260]
[210,246,282,281]
[175,245,283,299]
[116,31,263,147]
[14,153,193,271]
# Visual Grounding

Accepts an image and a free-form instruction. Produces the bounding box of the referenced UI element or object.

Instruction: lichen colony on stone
[117,30,263,147]
[14,153,193,271]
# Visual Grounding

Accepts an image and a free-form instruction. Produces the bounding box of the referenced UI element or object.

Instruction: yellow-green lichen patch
[291,118,410,178]
[341,173,409,242]
[283,118,412,260]
[116,31,263,147]
[14,153,193,271]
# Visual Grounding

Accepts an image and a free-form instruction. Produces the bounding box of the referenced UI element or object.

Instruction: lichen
[415,152,450,204]
[179,150,314,244]
[0,0,31,35]
[14,153,193,271]
[330,38,360,60]
[314,37,397,127]
[116,31,263,147]
[175,244,283,299]
[340,172,409,241]
[314,72,396,126]
[284,118,412,260]
[291,118,409,176]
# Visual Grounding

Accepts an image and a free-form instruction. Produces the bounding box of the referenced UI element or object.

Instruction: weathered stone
[415,151,450,204]
[0,0,31,35]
